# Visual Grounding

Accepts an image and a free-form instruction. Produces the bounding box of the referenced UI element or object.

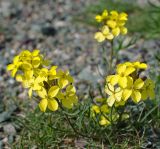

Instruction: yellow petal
[66,85,76,94]
[131,90,141,103]
[100,105,109,113]
[11,69,17,77]
[134,79,144,89]
[13,56,20,63]
[107,20,117,28]
[21,62,32,70]
[110,11,119,18]
[48,86,59,98]
[7,64,14,71]
[141,90,148,100]
[110,75,119,85]
[39,98,48,112]
[56,91,65,100]
[107,95,115,107]
[70,95,78,104]
[102,26,109,35]
[120,27,128,35]
[15,74,23,82]
[105,33,114,40]
[133,62,147,69]
[32,49,40,56]
[38,87,47,98]
[105,83,114,95]
[119,12,128,20]
[94,32,105,42]
[116,64,126,75]
[148,89,155,99]
[58,78,68,89]
[91,105,100,113]
[115,89,123,102]
[67,75,74,83]
[112,27,120,37]
[99,116,110,126]
[95,15,103,22]
[124,67,135,76]
[118,76,127,88]
[48,98,58,111]
[32,57,40,68]
[102,10,108,18]
[62,98,73,109]
[122,89,132,101]
[127,76,133,88]
[28,88,32,98]
[139,63,147,69]
[25,70,33,80]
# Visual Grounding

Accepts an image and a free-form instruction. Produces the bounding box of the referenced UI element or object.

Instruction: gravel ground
[0,0,160,148]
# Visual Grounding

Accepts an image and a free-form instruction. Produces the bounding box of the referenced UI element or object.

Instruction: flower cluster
[91,61,155,126]
[106,61,155,107]
[91,97,129,126]
[7,50,78,112]
[94,9,128,42]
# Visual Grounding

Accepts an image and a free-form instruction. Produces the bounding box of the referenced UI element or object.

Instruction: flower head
[94,9,128,42]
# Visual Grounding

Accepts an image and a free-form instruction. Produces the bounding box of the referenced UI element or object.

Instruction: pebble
[3,124,16,135]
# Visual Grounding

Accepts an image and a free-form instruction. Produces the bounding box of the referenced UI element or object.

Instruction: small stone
[41,26,56,36]
[78,66,101,85]
[8,78,15,85]
[3,124,16,135]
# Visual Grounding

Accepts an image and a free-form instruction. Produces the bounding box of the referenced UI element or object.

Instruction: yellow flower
[7,56,22,77]
[57,85,78,109]
[94,26,114,42]
[94,10,128,42]
[141,79,155,100]
[57,70,74,89]
[94,32,105,42]
[132,62,148,69]
[38,86,60,112]
[122,77,144,103]
[105,83,123,107]
[120,27,128,35]
[100,104,109,113]
[95,15,103,23]
[99,116,110,126]
[107,63,135,88]
[101,26,114,40]
[95,9,108,23]
[91,105,100,115]
[48,66,58,80]
[112,27,120,37]
[22,77,43,97]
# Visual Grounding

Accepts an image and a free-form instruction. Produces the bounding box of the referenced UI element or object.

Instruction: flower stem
[109,40,114,74]
[55,98,90,138]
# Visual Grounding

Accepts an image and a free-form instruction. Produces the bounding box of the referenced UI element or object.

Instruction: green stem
[55,98,90,138]
[109,40,114,74]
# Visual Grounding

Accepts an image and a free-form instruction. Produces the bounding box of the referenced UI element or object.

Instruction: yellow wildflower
[57,85,78,109]
[107,63,135,88]
[105,83,123,107]
[99,116,110,126]
[38,86,60,112]
[7,56,22,77]
[122,77,144,103]
[141,79,155,100]
[56,70,74,89]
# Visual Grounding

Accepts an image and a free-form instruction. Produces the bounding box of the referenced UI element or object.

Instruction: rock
[0,105,17,123]
[1,1,11,17]
[3,124,16,135]
[78,66,102,85]
[41,26,56,36]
